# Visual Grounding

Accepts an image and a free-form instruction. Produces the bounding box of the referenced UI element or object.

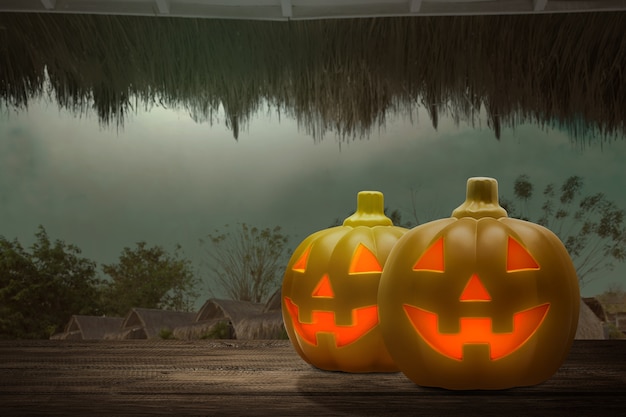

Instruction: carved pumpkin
[282,191,407,372]
[378,177,580,389]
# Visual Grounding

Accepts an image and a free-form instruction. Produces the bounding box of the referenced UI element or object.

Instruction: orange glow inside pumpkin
[459,274,491,302]
[403,235,550,360]
[507,237,540,271]
[292,246,311,273]
[403,303,550,360]
[284,243,383,347]
[284,298,379,347]
[312,275,334,298]
[349,244,383,274]
[413,237,444,272]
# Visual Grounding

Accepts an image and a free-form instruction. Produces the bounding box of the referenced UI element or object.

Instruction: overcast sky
[1,98,625,304]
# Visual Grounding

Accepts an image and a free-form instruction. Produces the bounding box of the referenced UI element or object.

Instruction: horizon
[2,93,625,309]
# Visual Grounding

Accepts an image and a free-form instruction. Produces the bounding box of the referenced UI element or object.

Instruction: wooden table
[0,340,624,416]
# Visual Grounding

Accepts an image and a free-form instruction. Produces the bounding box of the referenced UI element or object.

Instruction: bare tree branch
[201,223,289,304]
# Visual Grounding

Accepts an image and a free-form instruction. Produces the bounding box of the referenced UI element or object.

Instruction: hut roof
[121,308,196,339]
[62,315,125,340]
[195,299,263,324]
[263,288,281,313]
[582,297,607,322]
[173,319,235,340]
[234,310,286,340]
[575,298,605,340]
[1,12,624,142]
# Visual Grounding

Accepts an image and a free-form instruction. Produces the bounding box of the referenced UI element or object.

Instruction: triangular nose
[312,274,334,298]
[459,274,491,301]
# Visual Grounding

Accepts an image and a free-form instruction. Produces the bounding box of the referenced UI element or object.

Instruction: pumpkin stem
[451,177,508,219]
[343,191,393,227]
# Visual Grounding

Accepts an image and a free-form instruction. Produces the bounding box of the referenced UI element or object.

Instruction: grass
[159,328,177,340]
[200,321,232,339]
[0,12,624,142]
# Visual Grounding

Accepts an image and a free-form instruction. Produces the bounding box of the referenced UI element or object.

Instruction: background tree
[501,174,626,288]
[101,242,199,316]
[0,226,102,339]
[596,283,626,339]
[202,223,289,304]
[596,283,626,315]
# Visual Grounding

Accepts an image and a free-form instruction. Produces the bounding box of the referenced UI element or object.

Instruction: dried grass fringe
[1,12,624,141]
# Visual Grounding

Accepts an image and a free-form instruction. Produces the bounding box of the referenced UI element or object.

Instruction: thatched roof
[53,315,125,340]
[175,298,278,339]
[173,298,261,340]
[113,327,149,340]
[113,308,196,339]
[582,297,607,322]
[575,298,605,340]
[172,318,234,340]
[50,330,82,340]
[235,310,286,340]
[195,298,263,323]
[263,288,281,313]
[1,12,624,141]
[227,290,286,340]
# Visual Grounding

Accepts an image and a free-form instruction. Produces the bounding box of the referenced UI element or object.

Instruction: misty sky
[1,97,625,305]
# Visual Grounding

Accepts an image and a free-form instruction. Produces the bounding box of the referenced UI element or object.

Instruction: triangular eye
[349,244,382,274]
[292,246,311,273]
[413,237,444,272]
[507,237,540,272]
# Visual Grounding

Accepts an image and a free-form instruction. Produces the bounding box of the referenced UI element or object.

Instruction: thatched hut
[106,308,196,340]
[173,299,263,339]
[575,298,605,340]
[582,297,608,323]
[0,12,623,141]
[263,287,282,313]
[235,310,286,340]
[51,315,124,340]
[235,288,286,340]
[195,298,263,323]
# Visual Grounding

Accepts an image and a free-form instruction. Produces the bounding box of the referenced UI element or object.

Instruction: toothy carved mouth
[403,303,550,360]
[284,297,379,347]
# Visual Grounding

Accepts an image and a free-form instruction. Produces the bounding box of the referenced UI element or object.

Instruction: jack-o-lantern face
[378,177,580,389]
[282,191,407,372]
[403,236,550,361]
[284,243,382,348]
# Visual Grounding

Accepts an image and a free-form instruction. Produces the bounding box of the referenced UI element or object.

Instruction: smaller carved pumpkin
[282,191,407,372]
[378,177,580,389]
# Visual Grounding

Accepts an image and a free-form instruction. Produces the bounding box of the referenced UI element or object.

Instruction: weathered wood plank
[0,340,624,416]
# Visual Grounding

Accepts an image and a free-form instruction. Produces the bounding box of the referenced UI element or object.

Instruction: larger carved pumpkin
[282,191,407,372]
[378,177,580,389]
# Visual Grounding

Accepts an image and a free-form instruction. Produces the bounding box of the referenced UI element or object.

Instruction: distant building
[51,315,124,340]
[107,308,197,339]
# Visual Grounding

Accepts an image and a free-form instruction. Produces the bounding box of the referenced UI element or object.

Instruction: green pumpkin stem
[343,191,393,227]
[451,177,508,219]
